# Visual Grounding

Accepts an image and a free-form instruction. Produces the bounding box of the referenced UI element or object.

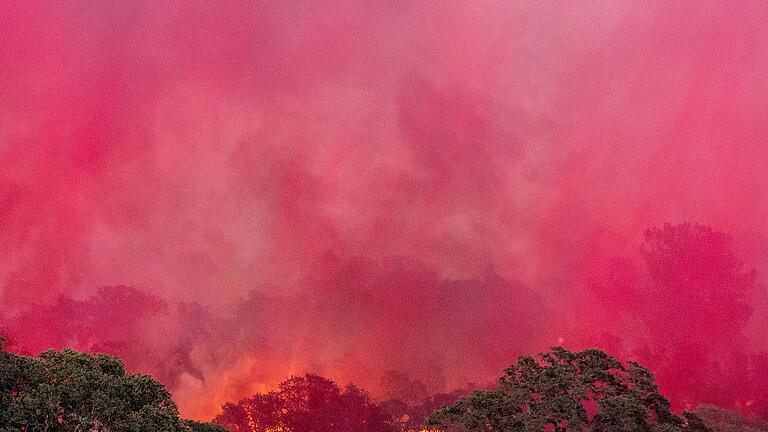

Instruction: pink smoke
[1,0,767,420]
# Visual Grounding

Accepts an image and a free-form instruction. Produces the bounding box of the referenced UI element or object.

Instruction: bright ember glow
[1,0,767,421]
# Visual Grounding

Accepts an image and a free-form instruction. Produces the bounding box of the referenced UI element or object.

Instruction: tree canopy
[427,347,711,432]
[0,337,224,432]
[3,337,764,432]
[214,373,396,432]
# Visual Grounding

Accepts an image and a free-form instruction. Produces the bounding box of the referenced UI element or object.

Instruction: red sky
[1,0,767,420]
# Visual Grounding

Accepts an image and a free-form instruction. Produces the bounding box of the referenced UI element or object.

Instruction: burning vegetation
[4,340,766,431]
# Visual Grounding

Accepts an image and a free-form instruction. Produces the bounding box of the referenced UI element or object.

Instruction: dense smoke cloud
[1,0,767,420]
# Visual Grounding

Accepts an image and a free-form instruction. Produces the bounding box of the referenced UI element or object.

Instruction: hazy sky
[1,0,767,419]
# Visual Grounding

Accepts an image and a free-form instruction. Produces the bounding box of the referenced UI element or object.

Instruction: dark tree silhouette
[591,223,764,413]
[381,389,469,431]
[641,223,755,345]
[214,374,396,432]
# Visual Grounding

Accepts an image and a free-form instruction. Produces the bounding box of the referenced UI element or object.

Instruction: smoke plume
[1,0,767,420]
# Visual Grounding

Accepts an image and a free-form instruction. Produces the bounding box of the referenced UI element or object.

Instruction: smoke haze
[1,0,767,420]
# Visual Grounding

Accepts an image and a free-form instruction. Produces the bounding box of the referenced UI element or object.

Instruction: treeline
[0,337,225,432]
[3,339,765,431]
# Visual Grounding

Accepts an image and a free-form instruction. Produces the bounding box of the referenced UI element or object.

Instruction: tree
[381,389,469,431]
[214,373,396,432]
[692,404,768,432]
[640,223,755,347]
[427,347,710,432]
[0,337,225,432]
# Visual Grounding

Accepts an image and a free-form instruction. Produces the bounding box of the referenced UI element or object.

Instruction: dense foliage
[214,374,396,432]
[427,347,711,432]
[3,337,764,432]
[0,337,224,432]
